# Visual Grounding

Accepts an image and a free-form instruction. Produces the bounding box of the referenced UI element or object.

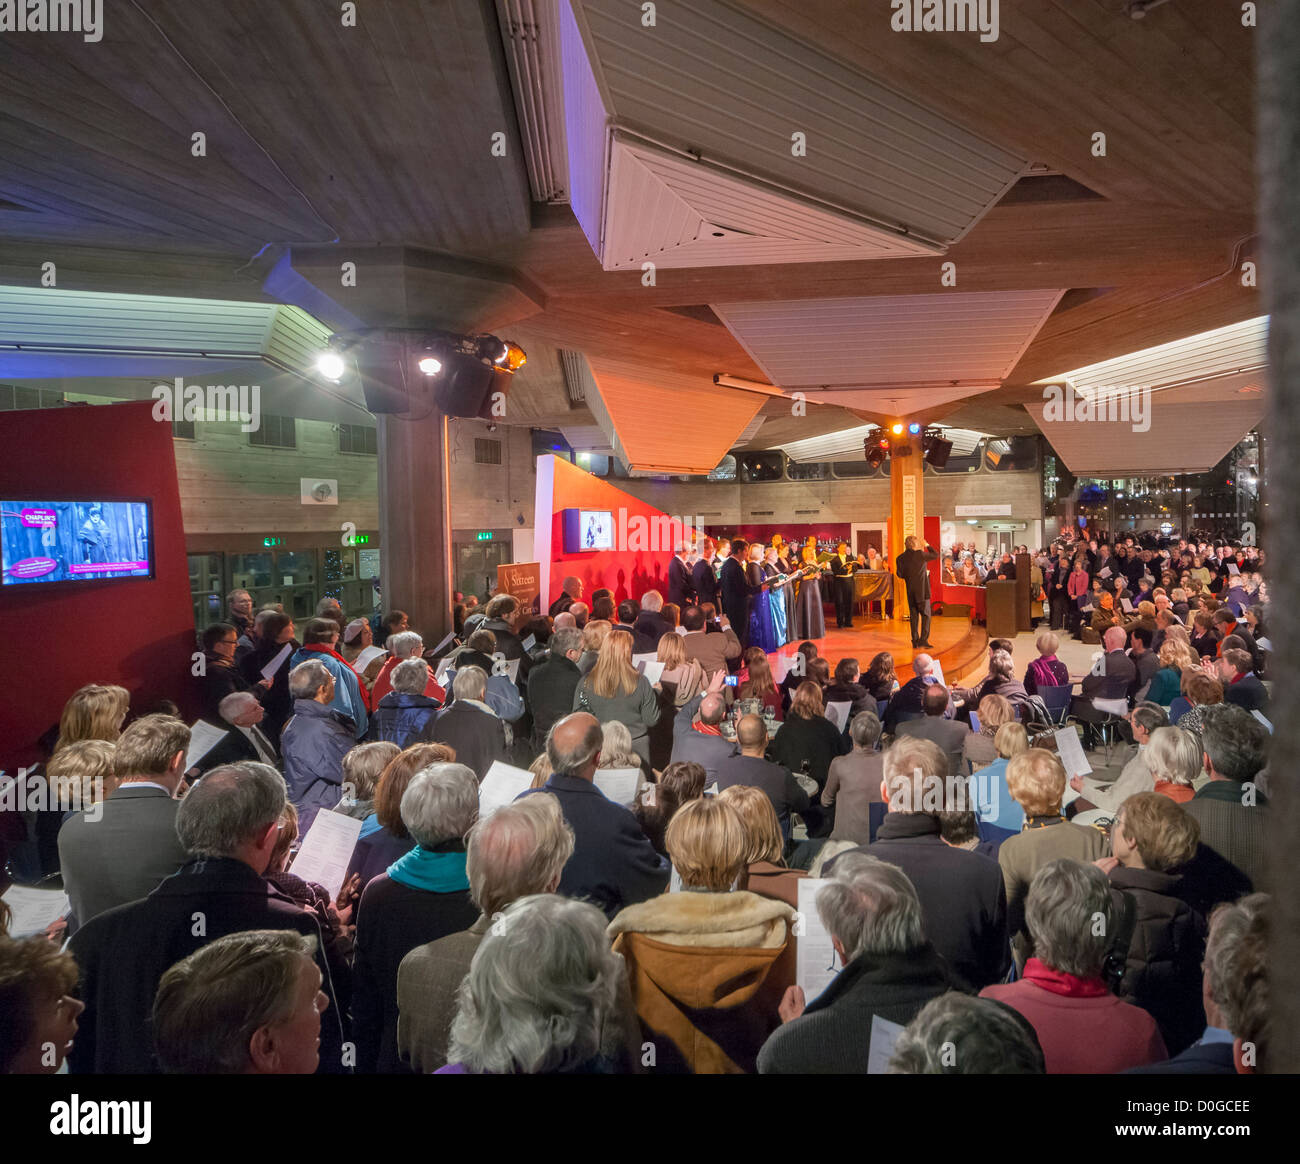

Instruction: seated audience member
[350,743,453,884]
[58,715,191,933]
[577,618,612,676]
[999,750,1108,963]
[45,738,118,815]
[1181,704,1269,898]
[353,763,480,1074]
[955,651,1029,716]
[523,713,669,919]
[340,618,387,696]
[938,773,1017,860]
[566,603,590,631]
[441,895,631,1074]
[681,606,743,676]
[290,618,369,739]
[1101,792,1206,1056]
[829,737,1009,991]
[69,762,345,1074]
[883,654,947,733]
[373,631,445,706]
[0,936,84,1074]
[1176,670,1224,738]
[1145,726,1201,804]
[716,715,809,838]
[1218,647,1269,713]
[1022,633,1070,696]
[193,691,280,773]
[721,783,807,907]
[152,930,328,1075]
[608,797,794,1074]
[771,682,849,802]
[970,721,1030,833]
[736,652,781,720]
[669,680,739,781]
[240,612,299,744]
[1128,893,1270,1075]
[1128,626,1160,700]
[824,658,874,721]
[1072,626,1137,750]
[896,684,969,776]
[598,720,649,777]
[888,993,1045,1074]
[980,859,1166,1073]
[759,854,956,1075]
[1148,637,1201,706]
[778,641,820,708]
[962,694,1015,771]
[371,658,443,748]
[634,761,707,858]
[199,622,264,723]
[430,667,507,781]
[822,711,885,845]
[397,794,575,1073]
[1070,702,1166,815]
[527,627,584,749]
[335,740,399,821]
[281,660,356,832]
[572,631,660,765]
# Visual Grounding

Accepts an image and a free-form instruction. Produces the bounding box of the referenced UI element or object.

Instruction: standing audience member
[572,631,660,765]
[821,711,885,845]
[633,761,707,857]
[370,659,442,748]
[280,660,356,832]
[888,993,1045,1075]
[335,740,399,821]
[350,743,454,885]
[429,667,507,780]
[290,619,368,740]
[527,627,583,750]
[0,937,84,1074]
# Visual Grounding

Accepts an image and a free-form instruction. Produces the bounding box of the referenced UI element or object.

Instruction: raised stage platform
[769,614,989,685]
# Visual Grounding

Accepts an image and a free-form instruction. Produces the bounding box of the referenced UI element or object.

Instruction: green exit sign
[263,537,283,547]
[476,531,493,541]
[345,534,371,546]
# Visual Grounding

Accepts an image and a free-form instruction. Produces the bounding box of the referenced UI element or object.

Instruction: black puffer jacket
[1109,865,1207,1056]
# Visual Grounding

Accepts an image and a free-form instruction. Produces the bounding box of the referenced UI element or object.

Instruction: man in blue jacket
[521,712,669,919]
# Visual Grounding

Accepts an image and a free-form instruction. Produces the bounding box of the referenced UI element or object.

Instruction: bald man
[669,673,739,780]
[521,713,668,918]
[715,715,809,836]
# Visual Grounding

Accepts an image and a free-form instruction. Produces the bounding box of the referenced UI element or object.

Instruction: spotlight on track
[315,352,346,382]
[890,422,905,436]
[417,356,443,376]
[908,422,922,434]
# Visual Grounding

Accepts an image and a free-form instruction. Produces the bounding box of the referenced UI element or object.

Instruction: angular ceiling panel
[564,0,1025,270]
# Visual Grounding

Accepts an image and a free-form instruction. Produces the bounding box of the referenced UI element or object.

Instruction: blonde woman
[54,684,130,752]
[970,722,1030,833]
[962,693,1015,772]
[656,632,704,707]
[572,630,659,764]
[45,740,118,813]
[577,619,611,676]
[721,783,806,908]
[1147,637,1200,705]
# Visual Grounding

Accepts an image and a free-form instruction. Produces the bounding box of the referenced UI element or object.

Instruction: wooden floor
[769,614,987,682]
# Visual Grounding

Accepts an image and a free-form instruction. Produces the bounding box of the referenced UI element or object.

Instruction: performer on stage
[667,542,694,607]
[693,537,721,610]
[745,545,788,652]
[792,545,826,640]
[896,535,940,649]
[828,541,856,629]
[761,546,790,647]
[774,538,798,636]
[719,538,750,645]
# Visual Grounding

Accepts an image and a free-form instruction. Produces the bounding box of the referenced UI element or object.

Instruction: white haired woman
[980,858,1167,1073]
[352,763,481,1074]
[1144,725,1202,804]
[439,895,633,1074]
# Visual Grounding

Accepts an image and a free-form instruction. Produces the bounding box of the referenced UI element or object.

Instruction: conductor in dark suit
[828,542,856,629]
[896,535,940,649]
[718,538,750,645]
[667,544,695,607]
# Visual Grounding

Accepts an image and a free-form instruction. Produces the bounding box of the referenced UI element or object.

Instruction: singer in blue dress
[745,546,787,652]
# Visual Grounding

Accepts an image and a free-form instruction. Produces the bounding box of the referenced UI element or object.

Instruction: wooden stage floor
[765,614,985,681]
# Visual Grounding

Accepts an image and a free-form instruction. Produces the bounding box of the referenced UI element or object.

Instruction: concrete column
[889,436,924,617]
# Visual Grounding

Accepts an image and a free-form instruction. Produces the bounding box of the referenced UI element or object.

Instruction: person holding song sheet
[745,544,787,653]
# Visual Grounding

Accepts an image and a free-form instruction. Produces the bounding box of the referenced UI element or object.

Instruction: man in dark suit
[883,654,952,734]
[895,684,970,776]
[826,737,1009,992]
[1219,648,1268,713]
[718,538,750,646]
[548,575,583,618]
[828,541,856,629]
[526,627,584,750]
[611,599,659,655]
[715,715,808,835]
[633,590,672,645]
[667,544,695,608]
[193,691,280,776]
[669,689,738,781]
[692,540,720,610]
[1071,625,1138,749]
[895,535,940,648]
[68,762,346,1074]
[58,714,192,933]
[521,713,669,919]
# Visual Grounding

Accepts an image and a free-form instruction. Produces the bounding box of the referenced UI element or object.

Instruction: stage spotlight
[908,422,921,434]
[890,422,904,435]
[498,341,527,372]
[316,352,345,381]
[417,356,443,376]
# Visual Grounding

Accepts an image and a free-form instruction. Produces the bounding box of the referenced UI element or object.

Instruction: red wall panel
[0,401,196,767]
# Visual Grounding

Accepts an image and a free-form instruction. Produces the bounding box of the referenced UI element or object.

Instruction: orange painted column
[888,436,924,618]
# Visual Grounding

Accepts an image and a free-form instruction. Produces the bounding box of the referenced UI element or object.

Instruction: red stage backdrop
[534,456,700,609]
[0,401,197,767]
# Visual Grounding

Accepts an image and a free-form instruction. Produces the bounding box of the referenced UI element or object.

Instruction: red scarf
[1023,957,1109,998]
[692,721,721,736]
[301,643,372,711]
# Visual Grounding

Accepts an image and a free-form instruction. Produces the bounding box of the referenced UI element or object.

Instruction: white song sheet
[184,720,229,771]
[290,809,363,901]
[796,878,840,1002]
[260,642,294,680]
[479,761,535,817]
[593,767,640,806]
[1,884,70,937]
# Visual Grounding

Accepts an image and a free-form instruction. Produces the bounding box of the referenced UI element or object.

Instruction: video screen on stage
[1,499,153,586]
[562,508,614,552]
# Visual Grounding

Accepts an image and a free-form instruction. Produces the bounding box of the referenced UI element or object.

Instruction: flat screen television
[2,499,153,586]
[561,508,613,552]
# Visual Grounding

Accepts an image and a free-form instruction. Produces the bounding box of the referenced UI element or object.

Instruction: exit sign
[475,531,493,541]
[263,537,283,547]
[345,534,371,546]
